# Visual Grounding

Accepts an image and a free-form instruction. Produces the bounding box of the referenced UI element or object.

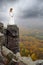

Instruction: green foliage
[20,47,30,57]
[21,48,25,56]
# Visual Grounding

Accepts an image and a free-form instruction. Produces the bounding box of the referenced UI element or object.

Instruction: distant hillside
[19,25,43,35]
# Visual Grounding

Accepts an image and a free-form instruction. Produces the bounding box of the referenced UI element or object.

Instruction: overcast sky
[0,0,43,29]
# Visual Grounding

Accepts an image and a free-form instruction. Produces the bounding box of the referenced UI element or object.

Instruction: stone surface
[4,25,19,53]
[0,23,3,33]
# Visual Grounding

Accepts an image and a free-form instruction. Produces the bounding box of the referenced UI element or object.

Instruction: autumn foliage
[19,31,43,61]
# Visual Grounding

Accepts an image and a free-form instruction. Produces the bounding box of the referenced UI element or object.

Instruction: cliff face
[0,23,19,53]
[0,23,3,33]
[5,25,19,53]
[0,23,20,65]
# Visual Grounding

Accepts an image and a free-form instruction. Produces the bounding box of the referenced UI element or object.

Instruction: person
[9,8,15,25]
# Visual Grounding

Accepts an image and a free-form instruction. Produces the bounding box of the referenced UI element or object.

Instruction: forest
[19,30,43,61]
